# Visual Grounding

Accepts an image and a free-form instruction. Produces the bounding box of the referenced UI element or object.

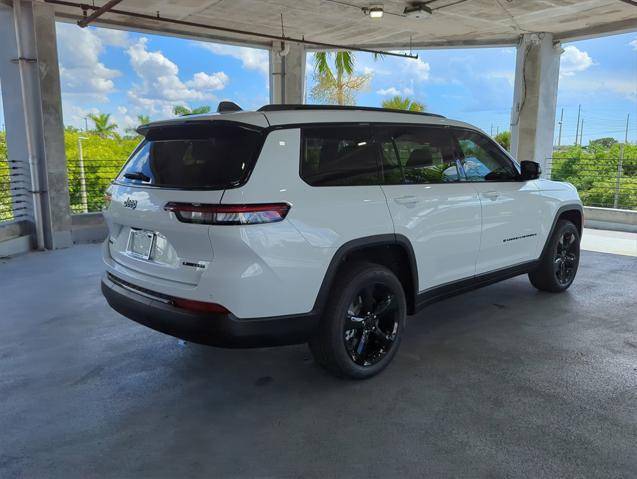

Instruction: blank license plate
[128,229,155,260]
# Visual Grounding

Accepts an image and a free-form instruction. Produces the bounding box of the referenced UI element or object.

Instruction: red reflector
[173,297,230,314]
[164,202,290,225]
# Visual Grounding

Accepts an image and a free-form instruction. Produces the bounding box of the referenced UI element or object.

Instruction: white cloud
[56,23,121,102]
[481,70,515,87]
[376,87,401,96]
[403,58,431,81]
[60,102,99,129]
[126,37,229,118]
[376,86,415,96]
[92,27,129,48]
[197,42,269,76]
[560,46,593,77]
[630,38,637,51]
[560,75,637,103]
[185,72,229,91]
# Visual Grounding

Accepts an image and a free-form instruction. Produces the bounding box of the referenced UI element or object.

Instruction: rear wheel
[309,262,406,379]
[529,219,580,292]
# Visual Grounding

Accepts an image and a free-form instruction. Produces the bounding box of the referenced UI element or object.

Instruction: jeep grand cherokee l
[101,104,583,379]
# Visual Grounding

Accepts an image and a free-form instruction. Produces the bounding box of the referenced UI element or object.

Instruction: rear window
[116,123,263,189]
[300,126,379,186]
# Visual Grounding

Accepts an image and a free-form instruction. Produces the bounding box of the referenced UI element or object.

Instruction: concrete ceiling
[46,0,637,50]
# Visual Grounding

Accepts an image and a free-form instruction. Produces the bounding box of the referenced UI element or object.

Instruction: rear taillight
[173,297,229,314]
[164,202,290,225]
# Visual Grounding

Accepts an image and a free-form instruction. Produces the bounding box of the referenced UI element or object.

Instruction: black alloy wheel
[309,262,407,379]
[529,219,580,292]
[555,229,578,285]
[343,283,400,367]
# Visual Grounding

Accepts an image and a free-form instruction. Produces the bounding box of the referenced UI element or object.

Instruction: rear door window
[300,126,379,186]
[117,123,264,189]
[376,125,461,184]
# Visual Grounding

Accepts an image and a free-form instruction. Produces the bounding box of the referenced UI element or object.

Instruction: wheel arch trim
[540,204,583,260]
[311,234,419,316]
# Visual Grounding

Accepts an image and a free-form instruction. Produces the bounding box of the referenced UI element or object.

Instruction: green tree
[381,95,425,112]
[310,51,370,105]
[64,131,139,213]
[0,131,11,221]
[589,137,617,149]
[494,131,511,151]
[550,143,637,210]
[88,113,118,139]
[173,105,211,116]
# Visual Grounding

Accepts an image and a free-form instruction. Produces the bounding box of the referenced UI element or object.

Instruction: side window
[454,130,518,181]
[377,126,461,184]
[300,126,379,186]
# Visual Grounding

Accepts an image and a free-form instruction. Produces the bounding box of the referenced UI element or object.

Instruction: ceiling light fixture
[362,5,384,18]
[403,3,433,19]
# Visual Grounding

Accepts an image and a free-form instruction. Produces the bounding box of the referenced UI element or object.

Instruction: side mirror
[519,161,541,181]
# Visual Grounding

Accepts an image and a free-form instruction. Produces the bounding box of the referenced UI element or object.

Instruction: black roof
[258,104,445,119]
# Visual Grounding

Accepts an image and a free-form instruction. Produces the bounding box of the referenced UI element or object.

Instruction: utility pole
[614,113,630,209]
[78,136,89,213]
[496,126,499,136]
[557,108,564,147]
[84,116,89,132]
[574,104,581,146]
[579,119,584,147]
[490,124,493,136]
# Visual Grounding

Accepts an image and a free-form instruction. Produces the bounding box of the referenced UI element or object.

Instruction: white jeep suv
[101,104,583,379]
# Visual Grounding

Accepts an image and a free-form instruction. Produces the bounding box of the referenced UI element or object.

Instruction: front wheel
[529,219,580,292]
[309,262,406,379]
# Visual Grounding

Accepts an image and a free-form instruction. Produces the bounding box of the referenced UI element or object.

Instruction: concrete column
[0,1,72,250]
[510,33,562,176]
[269,41,305,104]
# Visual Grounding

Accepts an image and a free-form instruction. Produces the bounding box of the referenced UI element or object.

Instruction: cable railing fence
[7,154,637,222]
[0,157,31,223]
[547,157,637,210]
[67,158,125,214]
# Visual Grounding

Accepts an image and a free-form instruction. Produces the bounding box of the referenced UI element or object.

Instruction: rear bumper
[101,274,319,348]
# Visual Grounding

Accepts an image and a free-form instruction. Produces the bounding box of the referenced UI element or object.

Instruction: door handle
[394,195,419,206]
[482,190,500,200]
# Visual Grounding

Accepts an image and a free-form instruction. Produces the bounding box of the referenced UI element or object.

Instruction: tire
[309,262,406,379]
[529,219,580,292]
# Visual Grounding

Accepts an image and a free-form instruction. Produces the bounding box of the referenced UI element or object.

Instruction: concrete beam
[269,41,305,104]
[0,0,72,250]
[510,33,561,174]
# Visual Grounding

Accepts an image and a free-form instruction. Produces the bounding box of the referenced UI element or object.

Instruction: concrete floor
[581,228,637,257]
[0,244,636,478]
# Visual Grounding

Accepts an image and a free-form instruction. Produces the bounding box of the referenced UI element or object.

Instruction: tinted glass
[117,124,263,189]
[454,129,517,181]
[377,126,460,184]
[301,126,378,186]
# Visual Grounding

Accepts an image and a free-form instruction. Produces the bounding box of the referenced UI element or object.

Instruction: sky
[0,22,635,145]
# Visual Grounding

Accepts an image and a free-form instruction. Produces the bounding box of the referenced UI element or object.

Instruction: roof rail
[258,104,446,119]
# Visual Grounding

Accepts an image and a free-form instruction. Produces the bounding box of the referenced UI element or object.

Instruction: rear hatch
[105,118,266,286]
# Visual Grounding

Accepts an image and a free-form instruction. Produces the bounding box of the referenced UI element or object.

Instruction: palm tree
[173,105,211,116]
[125,114,152,136]
[310,51,370,105]
[494,131,511,151]
[381,96,426,112]
[87,113,118,138]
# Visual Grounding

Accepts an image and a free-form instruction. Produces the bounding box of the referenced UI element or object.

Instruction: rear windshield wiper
[124,171,151,182]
